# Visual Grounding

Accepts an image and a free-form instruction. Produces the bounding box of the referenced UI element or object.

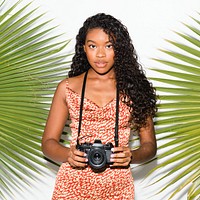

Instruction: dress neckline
[67,86,116,109]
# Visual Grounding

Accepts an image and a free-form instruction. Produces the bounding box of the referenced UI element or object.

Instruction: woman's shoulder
[56,73,85,94]
[67,73,85,92]
[57,78,68,88]
[54,79,68,96]
[68,73,84,83]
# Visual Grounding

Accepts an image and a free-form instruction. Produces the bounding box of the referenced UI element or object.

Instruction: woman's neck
[88,67,115,80]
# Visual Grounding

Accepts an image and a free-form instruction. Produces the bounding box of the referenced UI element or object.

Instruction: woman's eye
[106,44,113,49]
[89,44,96,49]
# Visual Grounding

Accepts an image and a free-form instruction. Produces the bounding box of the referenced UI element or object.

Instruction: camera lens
[88,149,106,169]
[94,152,101,160]
[93,152,103,163]
[91,150,104,164]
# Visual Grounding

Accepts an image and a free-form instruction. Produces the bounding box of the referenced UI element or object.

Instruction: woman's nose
[96,47,105,57]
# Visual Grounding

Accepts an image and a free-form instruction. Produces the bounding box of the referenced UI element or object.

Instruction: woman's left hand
[110,146,132,167]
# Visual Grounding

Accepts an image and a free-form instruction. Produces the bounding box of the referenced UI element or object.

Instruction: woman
[42,13,157,200]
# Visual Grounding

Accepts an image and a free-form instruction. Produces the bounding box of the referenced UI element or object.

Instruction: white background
[2,0,200,200]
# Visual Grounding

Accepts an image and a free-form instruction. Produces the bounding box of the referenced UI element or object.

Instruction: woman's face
[84,28,115,74]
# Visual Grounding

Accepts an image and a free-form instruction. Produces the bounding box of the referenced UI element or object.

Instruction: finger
[68,158,88,168]
[71,146,85,157]
[68,148,88,167]
[70,149,87,162]
[110,157,131,167]
[112,147,131,154]
[74,149,86,157]
[111,157,131,163]
[111,162,130,167]
[111,153,124,160]
[111,151,131,159]
[110,150,132,166]
[112,147,124,152]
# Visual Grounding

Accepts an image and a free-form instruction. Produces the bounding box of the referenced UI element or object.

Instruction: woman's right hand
[67,146,88,168]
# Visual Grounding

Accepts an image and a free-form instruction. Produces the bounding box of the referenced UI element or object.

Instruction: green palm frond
[0,0,71,198]
[148,13,200,200]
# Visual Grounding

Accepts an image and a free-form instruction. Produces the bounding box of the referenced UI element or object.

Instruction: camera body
[77,139,114,170]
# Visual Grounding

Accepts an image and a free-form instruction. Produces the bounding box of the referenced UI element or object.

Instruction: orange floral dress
[52,80,134,200]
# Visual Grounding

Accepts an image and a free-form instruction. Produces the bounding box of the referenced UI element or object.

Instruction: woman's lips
[95,61,107,68]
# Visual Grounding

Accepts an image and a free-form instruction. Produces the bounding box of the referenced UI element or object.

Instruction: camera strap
[77,70,119,147]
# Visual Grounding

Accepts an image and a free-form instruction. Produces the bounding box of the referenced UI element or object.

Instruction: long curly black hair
[68,13,157,129]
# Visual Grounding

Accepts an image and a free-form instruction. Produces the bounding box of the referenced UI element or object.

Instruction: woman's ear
[83,45,86,52]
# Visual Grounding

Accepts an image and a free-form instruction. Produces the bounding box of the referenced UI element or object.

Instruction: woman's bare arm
[42,79,70,163]
[131,117,157,164]
[111,117,157,166]
[42,79,87,167]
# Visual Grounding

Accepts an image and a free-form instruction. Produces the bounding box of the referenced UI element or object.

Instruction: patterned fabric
[52,80,134,200]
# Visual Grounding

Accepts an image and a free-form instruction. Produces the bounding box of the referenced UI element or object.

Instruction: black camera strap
[77,70,119,147]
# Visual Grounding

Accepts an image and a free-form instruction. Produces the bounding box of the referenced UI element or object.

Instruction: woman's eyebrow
[86,40,111,43]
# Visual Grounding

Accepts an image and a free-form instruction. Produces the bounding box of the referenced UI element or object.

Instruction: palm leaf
[188,177,200,199]
[147,13,200,199]
[0,0,71,198]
